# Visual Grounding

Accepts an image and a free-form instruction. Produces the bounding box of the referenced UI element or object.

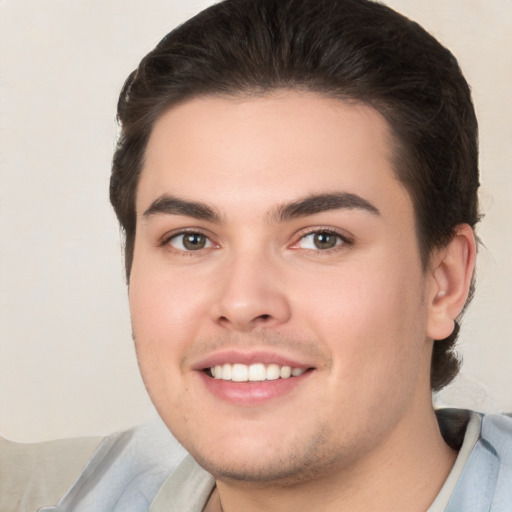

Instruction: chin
[183,424,347,485]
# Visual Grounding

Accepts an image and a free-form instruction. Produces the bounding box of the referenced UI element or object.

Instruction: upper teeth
[210,363,306,382]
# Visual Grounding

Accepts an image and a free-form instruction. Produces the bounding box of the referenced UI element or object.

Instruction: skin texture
[129,91,475,511]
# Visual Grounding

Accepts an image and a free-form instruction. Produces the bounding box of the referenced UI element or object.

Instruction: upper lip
[191,349,313,371]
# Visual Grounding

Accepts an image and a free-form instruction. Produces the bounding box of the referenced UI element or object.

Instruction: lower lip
[197,371,312,406]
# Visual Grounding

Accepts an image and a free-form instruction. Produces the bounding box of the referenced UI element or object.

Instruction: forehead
[137,91,412,223]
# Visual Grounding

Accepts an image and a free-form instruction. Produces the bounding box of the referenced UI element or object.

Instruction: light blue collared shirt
[39,410,512,512]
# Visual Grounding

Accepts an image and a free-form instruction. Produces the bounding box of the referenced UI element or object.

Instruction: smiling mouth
[206,363,308,382]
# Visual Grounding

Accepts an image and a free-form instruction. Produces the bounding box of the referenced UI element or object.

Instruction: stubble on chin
[189,421,363,488]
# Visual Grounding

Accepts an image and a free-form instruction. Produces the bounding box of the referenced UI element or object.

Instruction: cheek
[130,262,210,340]
[128,261,210,397]
[297,265,427,436]
[129,274,204,426]
[296,258,426,376]
[299,265,416,331]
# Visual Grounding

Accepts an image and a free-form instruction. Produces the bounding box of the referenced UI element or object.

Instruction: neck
[206,405,456,512]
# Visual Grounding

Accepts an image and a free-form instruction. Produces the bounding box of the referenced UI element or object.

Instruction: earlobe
[426,224,476,341]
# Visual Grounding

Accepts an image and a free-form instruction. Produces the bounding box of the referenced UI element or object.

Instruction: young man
[39,0,511,511]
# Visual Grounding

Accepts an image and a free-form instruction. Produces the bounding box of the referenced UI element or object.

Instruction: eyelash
[161,227,352,254]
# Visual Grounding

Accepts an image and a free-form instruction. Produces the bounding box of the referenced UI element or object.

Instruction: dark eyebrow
[142,194,222,223]
[273,192,380,222]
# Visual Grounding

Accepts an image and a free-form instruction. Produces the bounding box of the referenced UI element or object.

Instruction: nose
[210,251,291,331]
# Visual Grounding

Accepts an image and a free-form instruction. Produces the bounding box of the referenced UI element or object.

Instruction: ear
[426,224,476,340]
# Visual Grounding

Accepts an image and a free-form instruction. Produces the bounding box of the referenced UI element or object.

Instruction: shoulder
[480,412,512,450]
[447,411,512,511]
[38,418,188,512]
[0,434,102,512]
[479,412,512,471]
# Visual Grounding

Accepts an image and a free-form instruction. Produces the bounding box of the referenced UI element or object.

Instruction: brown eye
[169,232,212,251]
[296,231,344,250]
[313,232,338,249]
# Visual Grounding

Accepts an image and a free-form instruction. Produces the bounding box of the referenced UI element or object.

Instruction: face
[130,92,436,483]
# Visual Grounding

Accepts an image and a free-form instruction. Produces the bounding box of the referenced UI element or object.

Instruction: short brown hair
[110,0,480,390]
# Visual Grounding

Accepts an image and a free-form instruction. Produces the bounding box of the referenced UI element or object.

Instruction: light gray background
[1,0,511,442]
